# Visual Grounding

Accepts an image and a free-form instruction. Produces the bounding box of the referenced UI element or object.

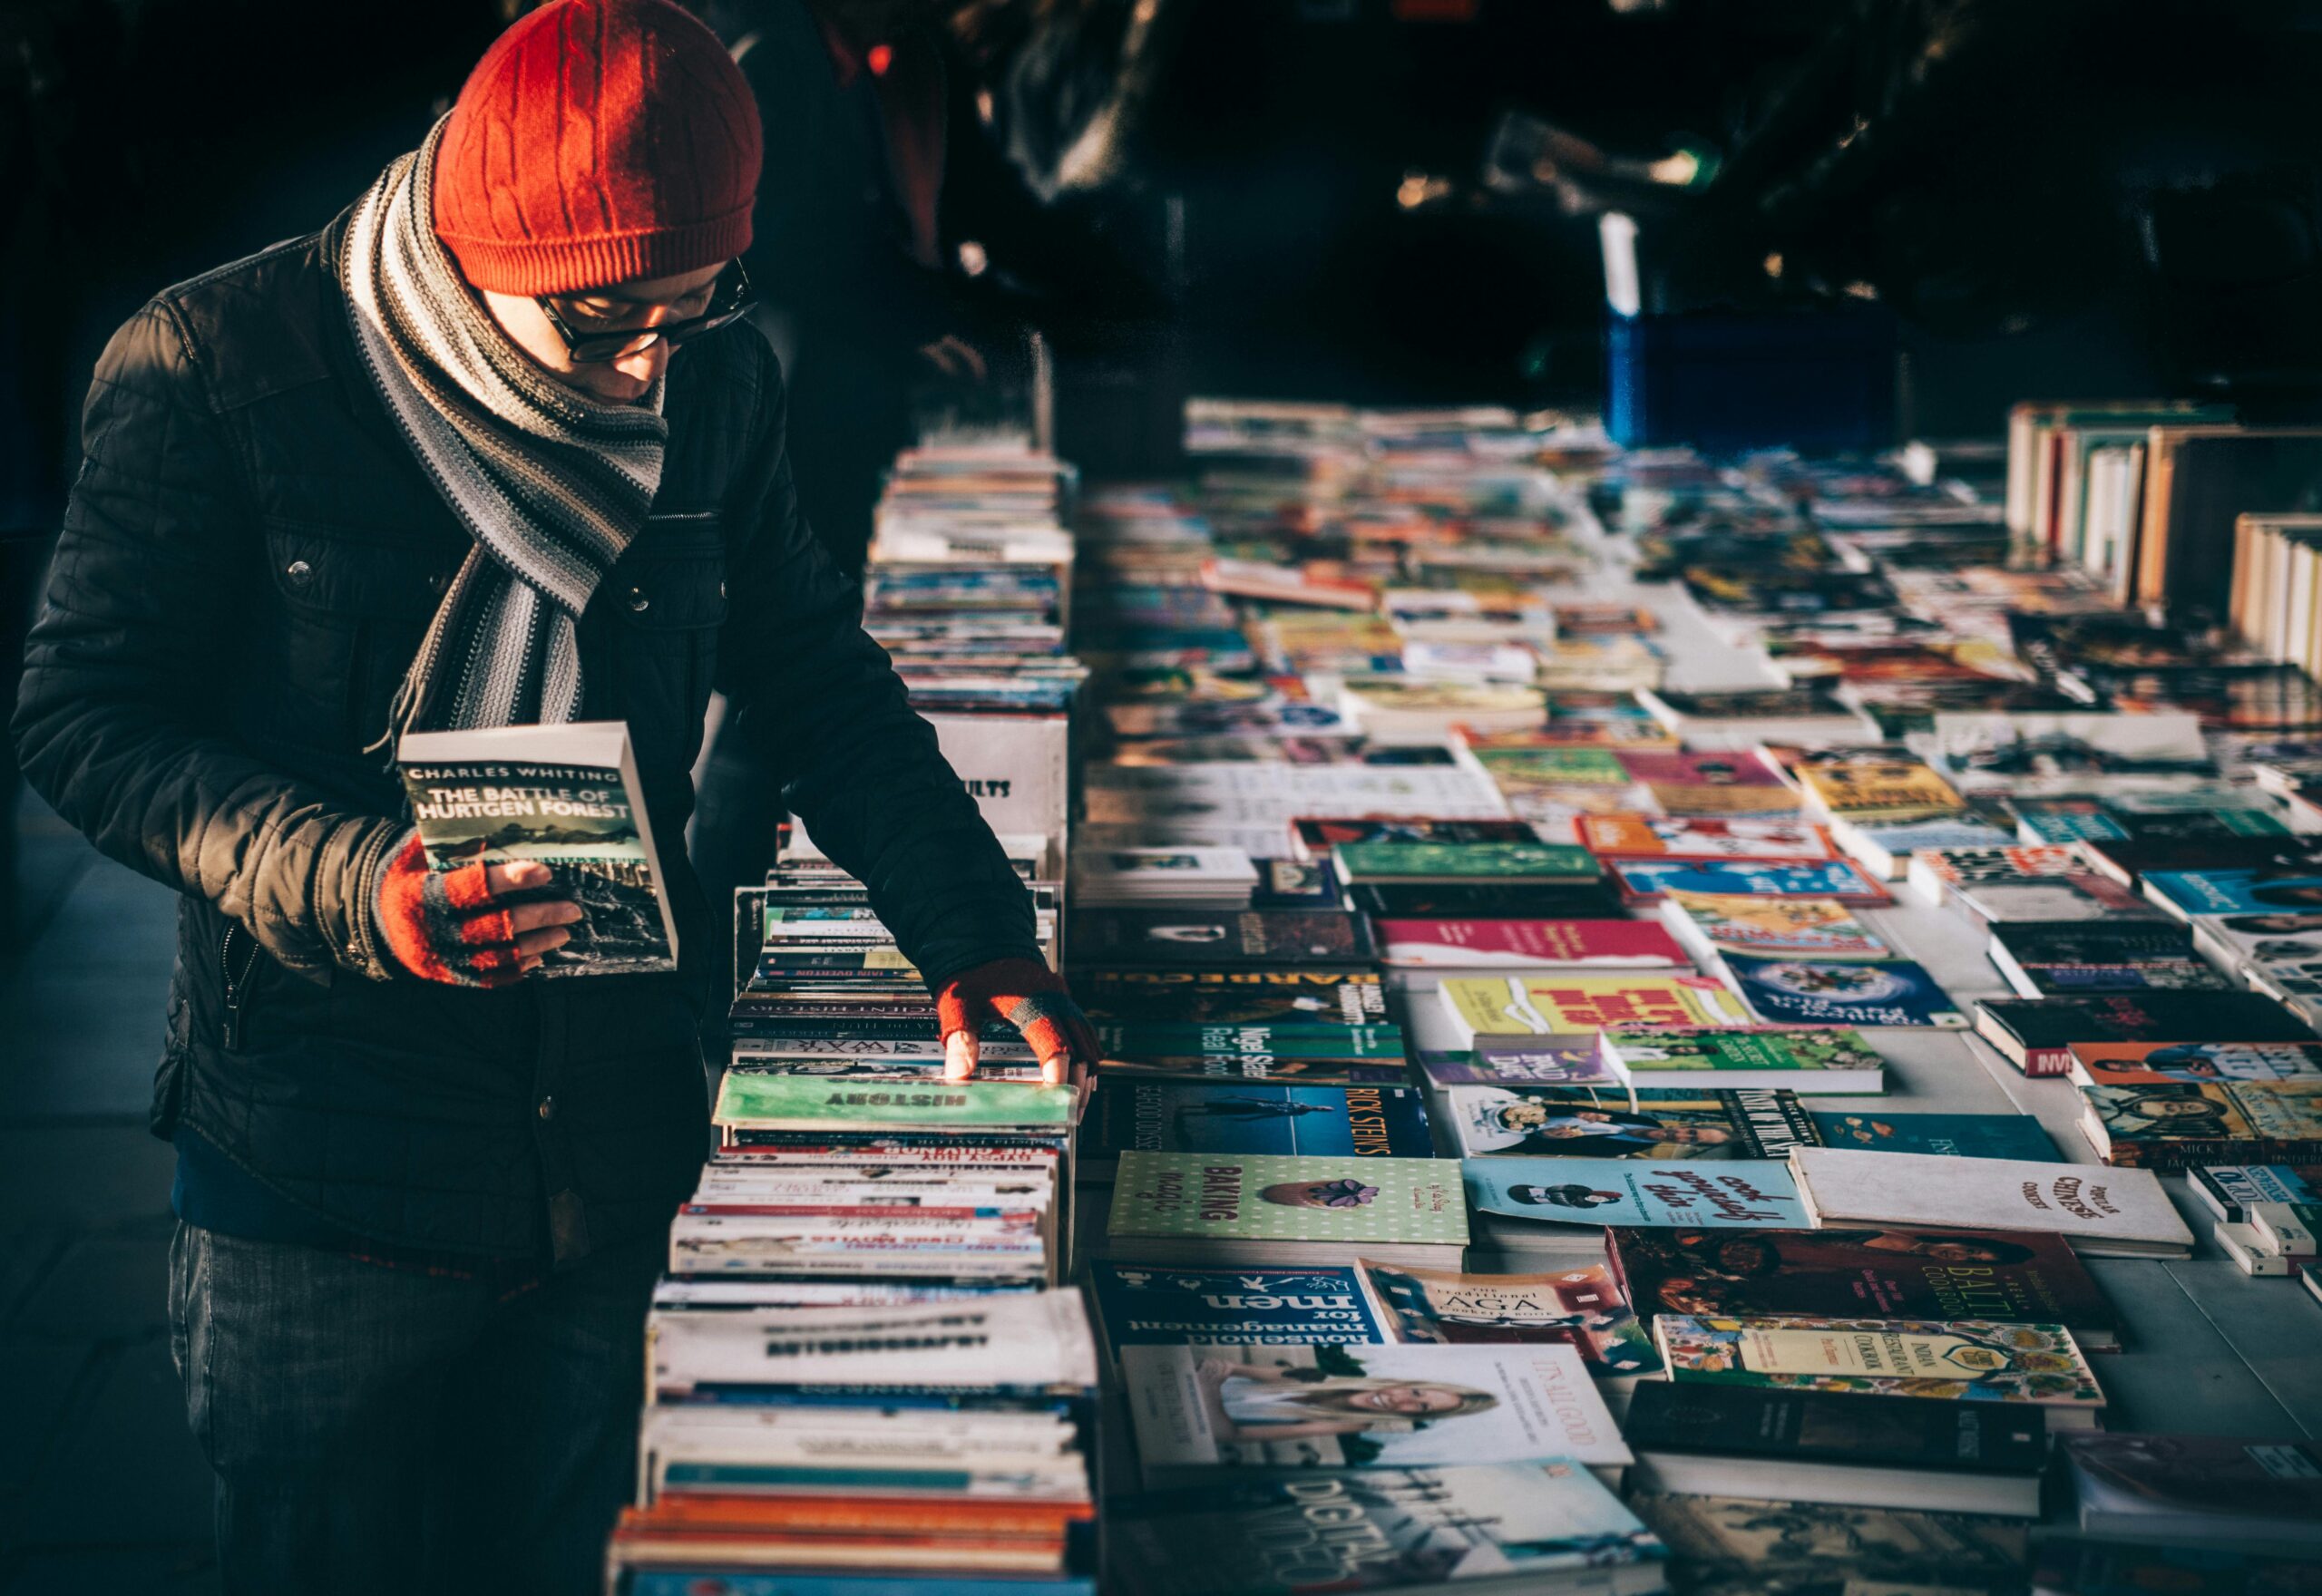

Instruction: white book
[650,1291,1098,1398]
[1788,1146,2194,1257]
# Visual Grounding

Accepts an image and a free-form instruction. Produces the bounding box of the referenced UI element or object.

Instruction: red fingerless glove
[935,957,1099,1070]
[369,833,527,988]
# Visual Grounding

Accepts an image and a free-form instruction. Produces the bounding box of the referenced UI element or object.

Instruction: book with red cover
[1371,919,1686,969]
[1605,1225,2120,1349]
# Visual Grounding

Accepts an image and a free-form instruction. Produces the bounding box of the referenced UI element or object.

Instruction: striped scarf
[342,117,668,739]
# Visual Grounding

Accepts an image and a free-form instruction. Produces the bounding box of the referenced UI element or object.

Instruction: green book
[1332,841,1603,882]
[1107,1153,1469,1264]
[1599,1027,1887,1093]
[712,1072,1078,1133]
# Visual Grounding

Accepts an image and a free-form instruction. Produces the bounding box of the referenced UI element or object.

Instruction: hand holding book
[369,832,584,987]
[936,957,1100,1086]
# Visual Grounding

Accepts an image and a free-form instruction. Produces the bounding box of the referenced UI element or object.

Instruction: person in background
[11,3,1091,1590]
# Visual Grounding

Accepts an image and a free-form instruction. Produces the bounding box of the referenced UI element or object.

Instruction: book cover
[1654,1314,2103,1417]
[1095,1055,1412,1085]
[1292,817,1544,852]
[1629,1492,2025,1585]
[1107,1465,1664,1595]
[1446,1084,1820,1160]
[2191,1163,2321,1223]
[2066,1040,2322,1086]
[1332,842,1601,882]
[1346,881,1626,920]
[1610,858,1890,905]
[1371,918,1684,969]
[1661,891,1891,959]
[711,1074,1078,1133]
[1121,1340,1631,1474]
[1464,1158,1810,1229]
[1097,1025,1407,1063]
[1357,1260,1662,1376]
[1085,1082,1434,1163]
[1606,1226,2118,1343]
[1788,1148,2194,1255]
[1069,909,1374,968]
[1795,759,1966,820]
[1976,992,2315,1075]
[2063,1433,2322,1557]
[1624,1383,2046,1474]
[1078,971,1389,1029]
[396,721,677,974]
[1721,954,1966,1028]
[1808,1111,2061,1162]
[1603,1027,1887,1085]
[2145,865,2322,917]
[1576,814,1835,860]
[1415,1041,1617,1088]
[1088,1262,1387,1350]
[2081,1080,2322,1168]
[1992,920,2197,965]
[1437,974,1752,1039]
[1107,1153,1469,1247]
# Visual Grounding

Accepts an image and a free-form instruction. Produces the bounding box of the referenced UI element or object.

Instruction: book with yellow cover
[1793,755,1966,822]
[1437,974,1751,1041]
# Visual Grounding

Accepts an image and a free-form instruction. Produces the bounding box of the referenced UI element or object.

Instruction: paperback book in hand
[397,721,677,975]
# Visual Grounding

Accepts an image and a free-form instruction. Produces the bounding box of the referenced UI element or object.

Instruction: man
[11,2,1090,1591]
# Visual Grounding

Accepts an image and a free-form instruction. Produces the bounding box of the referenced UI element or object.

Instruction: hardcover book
[1721,954,1966,1029]
[1659,891,1891,960]
[1106,1153,1468,1265]
[1088,1262,1387,1352]
[395,721,677,974]
[1974,991,2315,1077]
[2063,1433,2322,1560]
[1788,1147,2195,1257]
[1624,1381,2047,1493]
[1609,857,1891,906]
[1082,1081,1433,1168]
[1808,1111,2061,1162]
[1357,1260,1658,1377]
[1600,1027,1887,1093]
[2190,1163,2320,1223]
[1121,1340,1631,1478]
[1371,919,1684,969]
[1464,1158,1810,1230]
[1445,1084,1820,1160]
[1653,1314,2104,1425]
[1069,909,1374,968]
[1107,1465,1667,1596]
[1436,974,1752,1041]
[1605,1225,2119,1348]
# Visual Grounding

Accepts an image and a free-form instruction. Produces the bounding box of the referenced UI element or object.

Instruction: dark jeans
[167,1222,661,1596]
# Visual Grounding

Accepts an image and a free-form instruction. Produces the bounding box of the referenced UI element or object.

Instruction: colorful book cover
[1293,817,1545,851]
[1662,891,1890,959]
[1371,918,1683,968]
[1796,759,1966,820]
[2014,799,2133,843]
[1088,1262,1387,1349]
[1610,858,1890,905]
[1809,1111,2061,1162]
[1576,814,1835,860]
[1078,971,1389,1029]
[1121,1340,1631,1474]
[1602,1027,1886,1079]
[1911,845,2083,887]
[1097,1055,1413,1085]
[1085,1082,1434,1162]
[1607,1228,2115,1341]
[2193,1163,2321,1222]
[1446,1084,1820,1160]
[1109,1153,1469,1246]
[1332,842,1601,881]
[1356,1260,1661,1376]
[2067,1040,2322,1086]
[1464,1158,1810,1229]
[1437,974,1752,1038]
[711,1073,1077,1132]
[1098,1024,1408,1063]
[1107,1465,1665,1593]
[1722,954,1966,1028]
[2146,868,2322,917]
[1654,1315,2103,1415]
[1414,1041,1615,1088]
[2083,1080,2322,1167]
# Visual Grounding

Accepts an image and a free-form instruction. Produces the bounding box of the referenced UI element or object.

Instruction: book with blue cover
[1611,857,1890,905]
[1083,1081,1434,1172]
[1809,1111,2062,1161]
[1722,953,1967,1028]
[1088,1261,1386,1353]
[2144,867,2322,918]
[1464,1157,1811,1229]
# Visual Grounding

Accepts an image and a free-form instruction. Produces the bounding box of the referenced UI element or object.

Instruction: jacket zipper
[220,923,261,1049]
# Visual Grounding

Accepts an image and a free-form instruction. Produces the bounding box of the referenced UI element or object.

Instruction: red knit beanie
[433,0,762,297]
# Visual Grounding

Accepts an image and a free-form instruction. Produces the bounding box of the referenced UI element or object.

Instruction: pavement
[0,789,218,1594]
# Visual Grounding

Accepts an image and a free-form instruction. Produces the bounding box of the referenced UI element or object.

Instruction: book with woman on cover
[397,720,677,973]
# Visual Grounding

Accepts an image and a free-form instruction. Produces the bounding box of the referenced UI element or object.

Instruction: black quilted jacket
[12,209,1039,1262]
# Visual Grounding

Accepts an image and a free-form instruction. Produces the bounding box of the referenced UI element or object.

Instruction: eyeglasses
[536,260,756,364]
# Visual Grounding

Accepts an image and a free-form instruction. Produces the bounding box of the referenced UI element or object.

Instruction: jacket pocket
[601,513,727,772]
[260,521,452,752]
